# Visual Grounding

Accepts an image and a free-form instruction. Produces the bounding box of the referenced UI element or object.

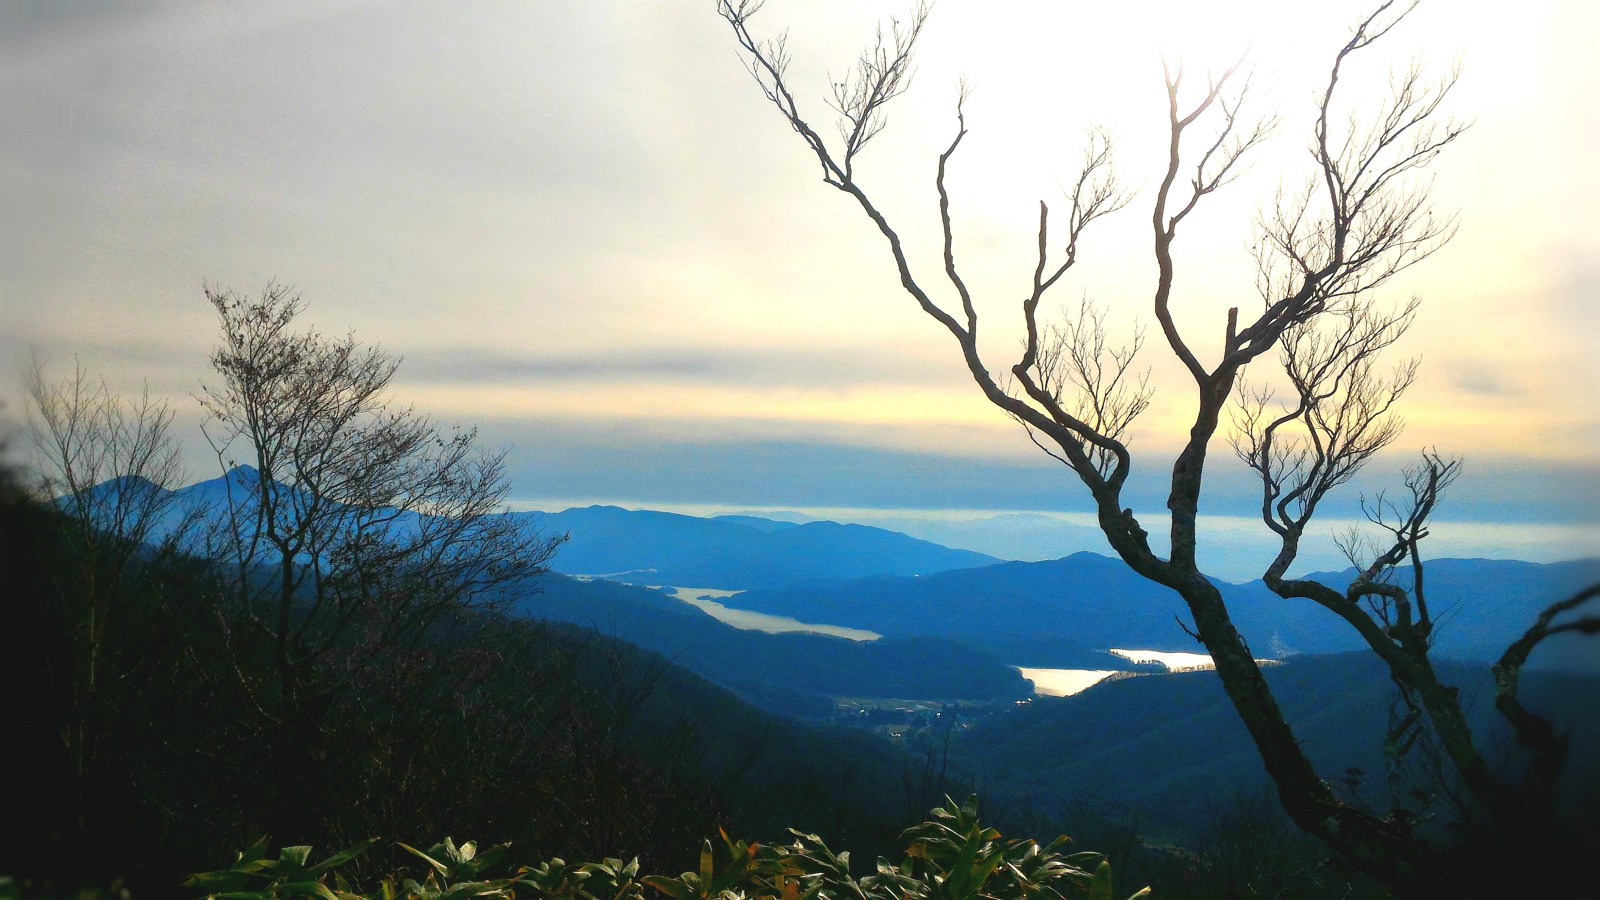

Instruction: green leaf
[399,842,451,879]
[461,843,508,879]
[309,837,380,878]
[278,845,314,879]
[940,826,985,899]
[272,880,341,900]
[183,871,252,891]
[439,879,518,900]
[1087,861,1114,900]
[643,875,696,900]
[238,837,273,867]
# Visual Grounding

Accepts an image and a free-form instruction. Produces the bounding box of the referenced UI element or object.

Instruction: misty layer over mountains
[522,504,999,588]
[124,469,1600,686]
[56,469,1600,841]
[112,469,1600,658]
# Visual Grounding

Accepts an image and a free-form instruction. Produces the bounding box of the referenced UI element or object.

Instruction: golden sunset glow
[3,0,1594,526]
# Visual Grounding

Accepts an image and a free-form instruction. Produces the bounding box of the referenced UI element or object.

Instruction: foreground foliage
[184,799,1148,900]
[0,459,946,895]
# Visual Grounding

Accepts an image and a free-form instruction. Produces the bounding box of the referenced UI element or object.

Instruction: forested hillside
[522,504,1000,588]
[520,574,1032,716]
[959,653,1600,831]
[0,475,957,894]
[726,554,1600,666]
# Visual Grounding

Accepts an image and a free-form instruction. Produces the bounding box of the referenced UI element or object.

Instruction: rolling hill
[955,652,1600,832]
[123,470,1000,589]
[517,504,1000,588]
[722,553,1600,667]
[515,573,1033,715]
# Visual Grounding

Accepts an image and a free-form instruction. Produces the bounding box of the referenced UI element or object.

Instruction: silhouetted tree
[21,358,203,883]
[196,283,566,839]
[716,1,1597,893]
[198,283,564,704]
[16,288,961,892]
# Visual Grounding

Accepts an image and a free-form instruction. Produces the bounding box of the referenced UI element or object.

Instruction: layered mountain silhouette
[520,504,999,588]
[958,652,1600,829]
[722,553,1600,668]
[55,470,1600,838]
[110,469,998,588]
[517,574,1035,716]
[83,470,1600,688]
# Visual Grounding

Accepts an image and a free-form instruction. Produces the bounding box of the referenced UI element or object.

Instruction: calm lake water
[1015,667,1122,697]
[656,586,882,641]
[654,585,1247,697]
[1107,647,1215,669]
[1019,649,1283,696]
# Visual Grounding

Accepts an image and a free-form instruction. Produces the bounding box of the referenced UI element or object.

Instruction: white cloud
[5,0,1595,526]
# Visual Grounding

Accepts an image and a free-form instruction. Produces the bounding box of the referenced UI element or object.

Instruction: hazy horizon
[505,495,1599,583]
[5,1,1595,572]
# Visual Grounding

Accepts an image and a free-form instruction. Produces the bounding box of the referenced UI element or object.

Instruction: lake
[1108,647,1214,669]
[655,586,882,641]
[1020,649,1281,696]
[1015,667,1123,697]
[653,584,1267,698]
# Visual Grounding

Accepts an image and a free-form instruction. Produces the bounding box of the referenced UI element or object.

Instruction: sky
[3,0,1597,572]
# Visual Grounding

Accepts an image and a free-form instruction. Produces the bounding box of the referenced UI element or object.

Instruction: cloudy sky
[3,0,1596,568]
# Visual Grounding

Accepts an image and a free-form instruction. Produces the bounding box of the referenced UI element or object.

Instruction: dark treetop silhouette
[716,0,1599,892]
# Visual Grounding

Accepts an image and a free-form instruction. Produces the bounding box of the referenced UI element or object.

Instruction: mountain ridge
[76,472,1598,674]
[723,553,1600,668]
[516,504,1002,589]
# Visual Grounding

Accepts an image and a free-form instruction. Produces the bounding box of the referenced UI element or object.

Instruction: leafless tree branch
[715,2,1566,888]
[198,283,564,699]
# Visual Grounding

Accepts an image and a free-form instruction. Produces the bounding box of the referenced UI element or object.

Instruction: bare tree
[22,355,199,877]
[26,355,189,554]
[198,283,564,705]
[716,0,1596,891]
[23,355,194,699]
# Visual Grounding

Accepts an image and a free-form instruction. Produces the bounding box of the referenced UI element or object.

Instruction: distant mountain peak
[527,503,1000,589]
[56,473,171,508]
[104,473,163,490]
[711,514,800,533]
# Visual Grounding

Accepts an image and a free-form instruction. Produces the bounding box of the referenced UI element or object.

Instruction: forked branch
[1234,0,1464,366]
[720,0,1148,506]
[1233,296,1421,554]
[1017,299,1151,479]
[1493,583,1600,811]
[715,4,1555,885]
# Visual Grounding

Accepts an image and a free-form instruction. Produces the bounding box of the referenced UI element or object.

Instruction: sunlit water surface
[655,586,882,641]
[649,585,1253,698]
